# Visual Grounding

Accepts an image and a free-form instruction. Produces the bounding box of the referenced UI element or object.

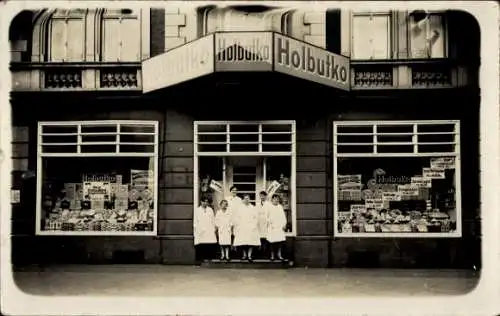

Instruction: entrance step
[201,259,294,269]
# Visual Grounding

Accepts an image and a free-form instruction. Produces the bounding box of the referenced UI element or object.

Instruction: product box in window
[128,186,140,201]
[92,199,105,211]
[64,183,78,200]
[115,198,128,210]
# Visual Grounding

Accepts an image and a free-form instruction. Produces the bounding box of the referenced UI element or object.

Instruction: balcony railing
[10,62,142,92]
[10,58,477,92]
[350,59,478,90]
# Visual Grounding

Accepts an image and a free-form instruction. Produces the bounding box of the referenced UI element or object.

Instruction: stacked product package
[43,170,155,233]
[337,158,457,234]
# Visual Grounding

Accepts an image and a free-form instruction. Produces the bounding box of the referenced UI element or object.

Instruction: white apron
[256,200,271,238]
[215,209,232,246]
[226,196,242,229]
[193,206,217,245]
[233,204,261,246]
[266,204,287,243]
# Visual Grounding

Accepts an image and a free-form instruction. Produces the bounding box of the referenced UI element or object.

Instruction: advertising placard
[398,184,419,196]
[142,34,215,92]
[350,204,367,214]
[430,157,455,169]
[423,167,446,179]
[274,33,350,91]
[365,198,384,210]
[382,191,402,201]
[411,176,432,188]
[215,32,273,72]
[337,175,362,185]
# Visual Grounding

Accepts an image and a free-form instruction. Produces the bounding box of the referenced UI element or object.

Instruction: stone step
[201,259,294,269]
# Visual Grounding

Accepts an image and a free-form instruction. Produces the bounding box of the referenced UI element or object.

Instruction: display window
[194,121,296,236]
[36,121,159,235]
[333,120,461,237]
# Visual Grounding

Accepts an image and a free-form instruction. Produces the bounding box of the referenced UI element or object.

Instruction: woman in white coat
[267,194,288,261]
[233,194,261,261]
[215,200,233,261]
[256,191,271,256]
[193,196,217,263]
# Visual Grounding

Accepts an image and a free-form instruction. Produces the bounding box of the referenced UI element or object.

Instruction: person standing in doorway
[256,191,271,257]
[215,199,233,261]
[193,196,217,264]
[226,185,243,253]
[233,194,260,262]
[267,194,287,261]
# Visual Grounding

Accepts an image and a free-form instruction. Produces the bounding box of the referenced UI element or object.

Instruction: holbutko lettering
[217,38,270,61]
[276,37,348,83]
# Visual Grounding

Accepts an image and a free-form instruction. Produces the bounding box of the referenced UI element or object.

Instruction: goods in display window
[42,169,155,233]
[336,157,458,234]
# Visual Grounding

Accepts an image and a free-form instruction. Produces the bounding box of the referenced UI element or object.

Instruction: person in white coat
[233,194,261,262]
[225,185,243,250]
[215,200,233,261]
[267,194,287,261]
[193,196,217,263]
[256,191,271,256]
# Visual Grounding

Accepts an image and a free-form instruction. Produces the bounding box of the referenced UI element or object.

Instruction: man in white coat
[267,194,288,261]
[256,191,271,258]
[193,196,217,264]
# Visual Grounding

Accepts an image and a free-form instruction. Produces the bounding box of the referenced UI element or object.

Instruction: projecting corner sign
[141,32,350,92]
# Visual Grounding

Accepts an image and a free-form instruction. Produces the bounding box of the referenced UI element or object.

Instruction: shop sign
[350,204,367,214]
[382,192,402,201]
[142,34,215,93]
[215,32,273,71]
[338,174,362,185]
[274,34,350,91]
[375,175,411,184]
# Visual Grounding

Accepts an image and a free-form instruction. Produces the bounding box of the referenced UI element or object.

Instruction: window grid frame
[333,119,462,238]
[36,120,159,236]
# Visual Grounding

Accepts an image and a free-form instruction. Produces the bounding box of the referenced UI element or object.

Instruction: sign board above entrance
[141,32,350,92]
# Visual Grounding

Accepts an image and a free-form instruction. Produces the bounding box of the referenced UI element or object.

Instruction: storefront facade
[9,6,481,268]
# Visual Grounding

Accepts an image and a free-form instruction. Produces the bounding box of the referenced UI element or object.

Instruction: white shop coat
[266,203,287,243]
[193,206,217,245]
[226,195,242,227]
[215,209,233,246]
[256,200,271,238]
[233,203,261,246]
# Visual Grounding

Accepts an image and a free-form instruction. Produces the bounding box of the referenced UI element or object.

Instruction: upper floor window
[201,7,292,36]
[101,9,141,62]
[48,9,86,62]
[351,12,392,60]
[408,12,446,59]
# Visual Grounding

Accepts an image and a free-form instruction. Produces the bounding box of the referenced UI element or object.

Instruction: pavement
[12,264,479,297]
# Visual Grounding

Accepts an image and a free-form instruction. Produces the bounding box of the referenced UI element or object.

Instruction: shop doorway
[194,121,296,264]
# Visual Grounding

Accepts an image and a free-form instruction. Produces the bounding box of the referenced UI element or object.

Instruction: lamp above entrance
[142,31,350,93]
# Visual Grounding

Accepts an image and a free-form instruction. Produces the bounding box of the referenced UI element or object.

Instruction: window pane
[409,14,445,59]
[336,157,458,235]
[120,18,141,61]
[66,19,84,61]
[102,18,121,62]
[352,14,390,60]
[40,157,156,234]
[49,20,66,61]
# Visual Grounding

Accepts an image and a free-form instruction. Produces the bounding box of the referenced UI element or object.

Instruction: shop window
[36,121,159,235]
[408,12,446,59]
[194,121,296,235]
[48,10,86,62]
[333,120,461,237]
[351,12,392,60]
[101,9,141,61]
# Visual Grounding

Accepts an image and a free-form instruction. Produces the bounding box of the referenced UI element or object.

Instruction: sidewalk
[12,265,479,297]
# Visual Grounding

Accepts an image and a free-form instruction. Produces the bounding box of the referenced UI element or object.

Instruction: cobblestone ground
[12,265,479,297]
